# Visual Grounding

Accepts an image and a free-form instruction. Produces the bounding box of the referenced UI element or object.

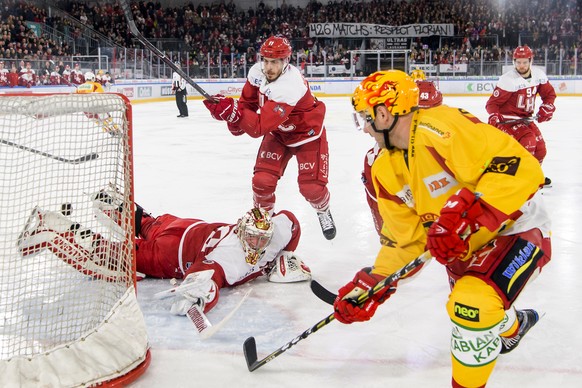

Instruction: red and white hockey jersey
[486,67,556,119]
[235,63,326,147]
[135,210,301,288]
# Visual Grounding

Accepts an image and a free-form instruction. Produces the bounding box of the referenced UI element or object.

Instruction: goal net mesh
[0,93,150,387]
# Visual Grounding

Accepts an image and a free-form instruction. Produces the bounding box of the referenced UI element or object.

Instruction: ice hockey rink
[129,94,582,388]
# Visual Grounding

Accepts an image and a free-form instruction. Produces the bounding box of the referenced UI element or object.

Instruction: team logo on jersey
[423,172,457,198]
[485,156,520,176]
[396,184,415,208]
[454,302,480,322]
[273,104,286,117]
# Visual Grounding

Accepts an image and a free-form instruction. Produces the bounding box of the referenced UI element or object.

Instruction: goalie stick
[155,271,252,339]
[1,139,98,164]
[243,251,433,372]
[197,288,252,339]
[118,0,215,101]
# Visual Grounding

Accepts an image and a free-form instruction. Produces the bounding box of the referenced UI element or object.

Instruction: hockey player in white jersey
[203,35,336,240]
[486,45,556,186]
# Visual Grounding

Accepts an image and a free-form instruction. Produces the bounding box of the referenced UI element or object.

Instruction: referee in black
[172,62,188,118]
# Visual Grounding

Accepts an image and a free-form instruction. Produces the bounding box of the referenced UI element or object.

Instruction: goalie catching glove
[333,267,395,324]
[203,94,241,124]
[426,187,483,265]
[267,251,312,283]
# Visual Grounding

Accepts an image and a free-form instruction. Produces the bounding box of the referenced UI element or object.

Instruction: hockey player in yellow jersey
[334,70,551,388]
[76,72,104,94]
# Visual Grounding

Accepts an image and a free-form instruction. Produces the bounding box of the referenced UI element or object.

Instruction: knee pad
[298,181,329,210]
[447,276,506,386]
[252,170,278,192]
[252,171,279,210]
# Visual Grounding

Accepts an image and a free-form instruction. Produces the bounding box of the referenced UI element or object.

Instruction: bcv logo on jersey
[423,171,457,198]
[260,151,282,160]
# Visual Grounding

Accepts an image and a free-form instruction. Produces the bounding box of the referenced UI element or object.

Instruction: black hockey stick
[118,0,214,101]
[1,139,98,164]
[310,279,337,305]
[243,251,432,372]
[499,115,539,125]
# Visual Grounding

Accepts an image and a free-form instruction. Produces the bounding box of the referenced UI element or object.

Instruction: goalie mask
[237,208,274,265]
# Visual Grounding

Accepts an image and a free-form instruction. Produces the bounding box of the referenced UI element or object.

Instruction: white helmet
[236,208,274,265]
[84,71,95,81]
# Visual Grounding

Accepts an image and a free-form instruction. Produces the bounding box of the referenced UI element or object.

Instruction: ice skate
[542,177,552,188]
[317,208,336,240]
[500,309,540,354]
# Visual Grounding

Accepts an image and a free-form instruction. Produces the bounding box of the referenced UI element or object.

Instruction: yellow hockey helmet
[410,69,426,81]
[352,70,419,120]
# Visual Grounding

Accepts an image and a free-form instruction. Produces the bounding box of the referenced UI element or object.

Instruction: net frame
[0,92,150,387]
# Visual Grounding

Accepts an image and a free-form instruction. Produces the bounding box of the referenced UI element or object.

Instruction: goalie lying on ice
[17,188,312,317]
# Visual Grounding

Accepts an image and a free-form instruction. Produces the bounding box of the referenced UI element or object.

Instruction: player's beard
[264,69,282,82]
[516,67,530,76]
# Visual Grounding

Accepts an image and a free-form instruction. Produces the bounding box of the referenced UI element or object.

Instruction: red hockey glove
[333,268,395,324]
[227,122,244,136]
[537,103,555,123]
[426,188,483,265]
[488,113,504,128]
[202,94,241,124]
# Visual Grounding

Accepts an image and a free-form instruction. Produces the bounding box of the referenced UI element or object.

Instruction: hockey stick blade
[118,0,214,101]
[243,337,259,370]
[1,139,98,164]
[243,251,432,372]
[310,280,337,305]
[200,288,252,339]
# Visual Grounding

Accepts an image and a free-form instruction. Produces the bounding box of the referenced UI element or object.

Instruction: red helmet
[260,36,292,59]
[513,45,533,60]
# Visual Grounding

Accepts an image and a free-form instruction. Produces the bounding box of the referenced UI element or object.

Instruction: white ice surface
[129,95,582,388]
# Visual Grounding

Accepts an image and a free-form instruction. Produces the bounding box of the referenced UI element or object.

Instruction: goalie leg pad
[18,207,75,257]
[91,184,126,239]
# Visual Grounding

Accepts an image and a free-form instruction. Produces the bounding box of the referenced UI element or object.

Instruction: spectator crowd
[0,0,580,86]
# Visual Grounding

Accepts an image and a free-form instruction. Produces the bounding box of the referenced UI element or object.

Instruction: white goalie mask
[236,208,274,265]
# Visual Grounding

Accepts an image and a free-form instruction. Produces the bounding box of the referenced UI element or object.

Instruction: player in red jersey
[203,35,336,240]
[486,45,556,186]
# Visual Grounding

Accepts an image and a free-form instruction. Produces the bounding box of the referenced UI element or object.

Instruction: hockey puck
[61,203,73,216]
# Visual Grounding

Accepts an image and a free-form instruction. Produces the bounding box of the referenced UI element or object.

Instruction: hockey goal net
[0,93,150,387]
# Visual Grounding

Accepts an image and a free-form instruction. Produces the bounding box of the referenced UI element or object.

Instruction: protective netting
[0,93,149,387]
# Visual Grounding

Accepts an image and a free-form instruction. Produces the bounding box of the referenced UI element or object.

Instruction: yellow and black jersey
[371,105,546,276]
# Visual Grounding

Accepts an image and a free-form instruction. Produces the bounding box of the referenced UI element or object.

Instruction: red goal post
[0,92,150,387]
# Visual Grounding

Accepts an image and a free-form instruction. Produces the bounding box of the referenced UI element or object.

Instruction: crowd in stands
[0,0,580,85]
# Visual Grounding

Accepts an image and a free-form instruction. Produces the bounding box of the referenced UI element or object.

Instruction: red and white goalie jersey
[236,62,326,147]
[486,67,556,119]
[136,210,301,288]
